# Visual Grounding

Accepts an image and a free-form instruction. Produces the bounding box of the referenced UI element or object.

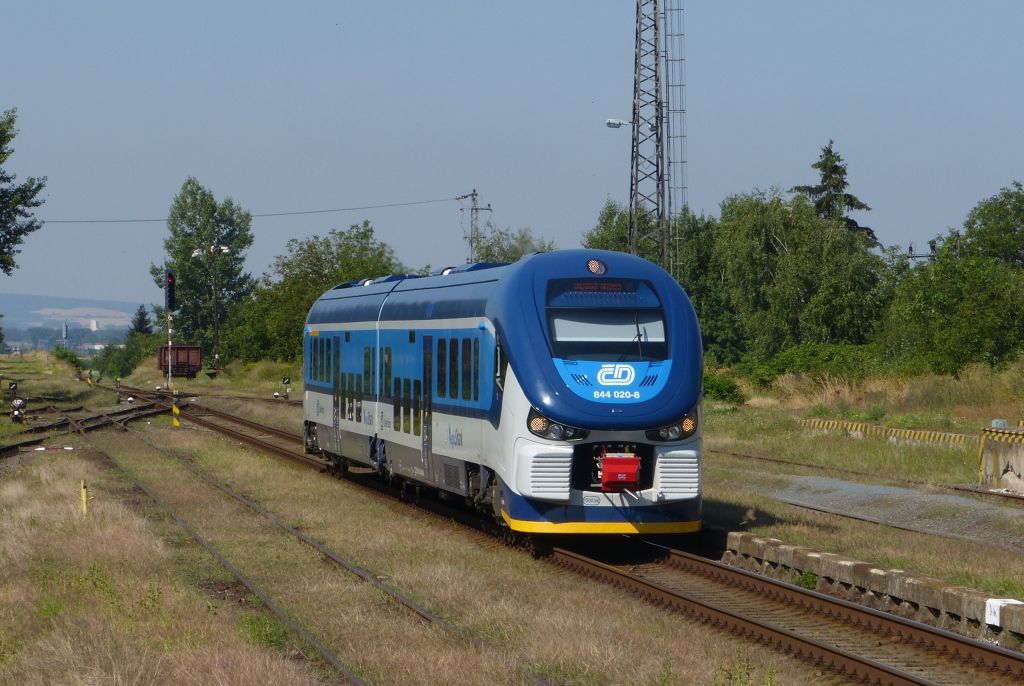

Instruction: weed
[0,634,18,665]
[237,613,289,650]
[794,571,818,590]
[713,652,778,686]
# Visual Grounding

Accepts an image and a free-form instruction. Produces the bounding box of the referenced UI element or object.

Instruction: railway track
[0,402,167,458]
[133,391,1024,685]
[93,387,553,685]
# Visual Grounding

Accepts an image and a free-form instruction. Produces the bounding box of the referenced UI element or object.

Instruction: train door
[332,336,341,451]
[422,335,433,477]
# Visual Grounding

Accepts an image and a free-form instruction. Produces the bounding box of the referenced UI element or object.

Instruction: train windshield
[548,309,666,361]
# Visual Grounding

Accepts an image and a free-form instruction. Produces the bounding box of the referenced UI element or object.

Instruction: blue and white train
[302,249,702,534]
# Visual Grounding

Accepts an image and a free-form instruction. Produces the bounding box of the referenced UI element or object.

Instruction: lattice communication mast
[629,0,687,276]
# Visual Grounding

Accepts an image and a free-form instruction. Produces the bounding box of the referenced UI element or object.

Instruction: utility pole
[456,189,492,263]
[627,0,688,276]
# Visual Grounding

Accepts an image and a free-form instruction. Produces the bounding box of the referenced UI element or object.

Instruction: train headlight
[646,411,698,442]
[527,408,589,441]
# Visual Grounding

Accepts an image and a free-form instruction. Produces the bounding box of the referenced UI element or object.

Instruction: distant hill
[0,293,143,330]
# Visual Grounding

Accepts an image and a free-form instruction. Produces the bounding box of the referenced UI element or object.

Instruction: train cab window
[437,339,447,398]
[461,338,472,400]
[473,339,480,401]
[548,309,667,361]
[393,378,401,428]
[413,380,421,435]
[403,379,411,433]
[448,339,458,399]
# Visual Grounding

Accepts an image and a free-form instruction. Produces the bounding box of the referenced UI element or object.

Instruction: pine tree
[790,140,875,242]
[130,305,153,335]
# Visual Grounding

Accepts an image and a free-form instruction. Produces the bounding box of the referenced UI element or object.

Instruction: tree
[0,108,46,276]
[959,181,1024,267]
[469,222,556,263]
[790,139,874,242]
[221,220,402,362]
[130,305,153,335]
[715,190,893,360]
[150,178,254,359]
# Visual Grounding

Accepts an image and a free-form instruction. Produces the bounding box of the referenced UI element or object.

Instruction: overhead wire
[39,195,460,225]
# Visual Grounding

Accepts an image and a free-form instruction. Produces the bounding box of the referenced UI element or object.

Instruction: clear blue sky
[4,1,1022,302]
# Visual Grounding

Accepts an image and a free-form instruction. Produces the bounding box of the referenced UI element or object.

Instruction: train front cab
[494,269,702,535]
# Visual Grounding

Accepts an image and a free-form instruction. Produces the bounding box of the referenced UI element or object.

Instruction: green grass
[237,613,289,650]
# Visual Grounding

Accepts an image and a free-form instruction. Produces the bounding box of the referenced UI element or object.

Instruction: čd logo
[596,364,635,386]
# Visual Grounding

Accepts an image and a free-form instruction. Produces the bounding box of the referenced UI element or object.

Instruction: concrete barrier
[977,427,1024,495]
[798,418,977,449]
[723,531,1024,649]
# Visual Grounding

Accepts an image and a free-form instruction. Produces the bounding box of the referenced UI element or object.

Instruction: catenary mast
[628,0,687,277]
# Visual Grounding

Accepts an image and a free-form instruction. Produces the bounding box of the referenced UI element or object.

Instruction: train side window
[413,380,421,436]
[371,348,377,397]
[437,339,447,398]
[320,339,326,381]
[473,338,480,401]
[326,339,332,381]
[461,338,472,400]
[403,379,411,433]
[355,375,363,423]
[310,339,316,381]
[449,338,458,399]
[306,339,311,381]
[363,347,371,397]
[348,372,355,420]
[341,372,348,419]
[382,347,392,400]
[393,378,400,428]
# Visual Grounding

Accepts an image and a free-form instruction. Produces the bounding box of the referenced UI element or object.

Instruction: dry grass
[125,358,304,400]
[0,448,329,685]
[143,424,835,685]
[754,360,1024,430]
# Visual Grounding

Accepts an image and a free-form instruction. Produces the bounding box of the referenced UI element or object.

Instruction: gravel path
[768,475,1024,554]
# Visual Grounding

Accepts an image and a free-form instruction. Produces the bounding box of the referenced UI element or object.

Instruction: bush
[736,342,883,386]
[52,347,83,370]
[703,371,745,404]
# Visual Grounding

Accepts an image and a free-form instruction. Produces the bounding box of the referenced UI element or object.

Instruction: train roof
[306,250,702,428]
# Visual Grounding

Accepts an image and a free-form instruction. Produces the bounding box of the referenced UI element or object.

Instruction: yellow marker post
[80,480,88,516]
[172,401,180,428]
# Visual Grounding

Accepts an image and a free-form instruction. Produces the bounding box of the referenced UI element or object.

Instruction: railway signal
[164,270,177,311]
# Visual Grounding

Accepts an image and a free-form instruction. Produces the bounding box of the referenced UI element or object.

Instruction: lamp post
[191,243,230,366]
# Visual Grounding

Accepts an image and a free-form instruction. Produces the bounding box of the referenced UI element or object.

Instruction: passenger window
[363,348,371,396]
[437,339,447,398]
[449,338,458,399]
[473,338,480,401]
[403,379,411,433]
[340,373,347,419]
[326,339,332,381]
[393,378,400,428]
[348,373,355,420]
[413,380,421,435]
[355,376,362,423]
[382,348,392,399]
[462,338,472,400]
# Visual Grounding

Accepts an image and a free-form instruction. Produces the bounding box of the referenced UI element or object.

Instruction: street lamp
[192,243,230,366]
